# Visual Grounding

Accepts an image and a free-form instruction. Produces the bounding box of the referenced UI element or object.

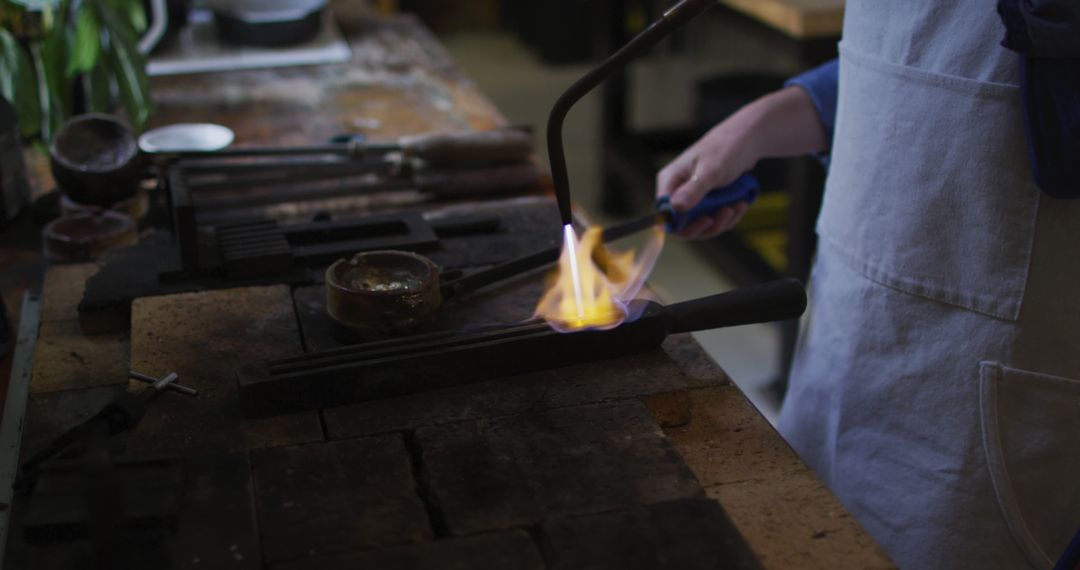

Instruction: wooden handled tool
[398,128,535,165]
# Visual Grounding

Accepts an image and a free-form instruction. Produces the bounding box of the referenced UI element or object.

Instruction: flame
[535,223,665,332]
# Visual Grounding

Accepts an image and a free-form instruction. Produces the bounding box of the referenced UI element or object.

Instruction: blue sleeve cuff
[785,58,839,163]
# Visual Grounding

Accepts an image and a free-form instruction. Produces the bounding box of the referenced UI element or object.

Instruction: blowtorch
[548,0,722,227]
[544,0,757,248]
[536,0,759,324]
[440,0,762,302]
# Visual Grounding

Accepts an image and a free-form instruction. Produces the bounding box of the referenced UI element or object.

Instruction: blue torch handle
[655,173,760,233]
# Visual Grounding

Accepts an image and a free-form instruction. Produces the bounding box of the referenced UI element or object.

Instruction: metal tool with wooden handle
[398,128,535,165]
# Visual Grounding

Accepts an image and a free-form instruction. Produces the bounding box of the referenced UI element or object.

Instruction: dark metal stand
[236,279,806,418]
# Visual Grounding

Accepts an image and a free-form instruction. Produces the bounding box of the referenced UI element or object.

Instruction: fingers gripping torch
[546,0,759,241]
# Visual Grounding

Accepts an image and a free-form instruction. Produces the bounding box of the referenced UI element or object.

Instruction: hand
[655,85,829,240]
[656,120,757,240]
[677,201,751,239]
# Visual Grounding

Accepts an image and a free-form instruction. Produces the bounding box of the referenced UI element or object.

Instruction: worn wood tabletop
[8,5,890,569]
[147,4,505,142]
[718,0,844,39]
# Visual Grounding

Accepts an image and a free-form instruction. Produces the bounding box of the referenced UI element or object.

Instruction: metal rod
[192,178,414,211]
[182,163,393,192]
[179,158,370,173]
[0,292,41,562]
[155,125,533,160]
[600,212,665,242]
[268,320,548,376]
[440,248,560,301]
[129,371,198,397]
[439,211,665,301]
[546,0,717,225]
[150,372,179,392]
[157,141,393,159]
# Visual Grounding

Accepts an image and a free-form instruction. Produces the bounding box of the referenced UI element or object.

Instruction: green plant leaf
[96,0,150,130]
[0,27,42,138]
[0,27,19,100]
[29,43,54,140]
[66,3,100,77]
[105,0,146,34]
[40,1,73,130]
[82,57,110,112]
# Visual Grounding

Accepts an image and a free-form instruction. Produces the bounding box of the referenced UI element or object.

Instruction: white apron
[777,1,1080,569]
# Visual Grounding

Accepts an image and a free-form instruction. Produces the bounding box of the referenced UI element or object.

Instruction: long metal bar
[180,158,371,173]
[440,248,561,301]
[180,158,392,182]
[188,162,542,211]
[269,320,547,375]
[0,292,42,568]
[158,141,394,159]
[185,171,383,193]
[192,177,413,211]
[236,307,667,418]
[154,126,534,163]
[237,279,806,419]
[547,0,716,224]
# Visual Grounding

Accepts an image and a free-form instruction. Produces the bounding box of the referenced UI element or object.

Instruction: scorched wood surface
[7,8,893,570]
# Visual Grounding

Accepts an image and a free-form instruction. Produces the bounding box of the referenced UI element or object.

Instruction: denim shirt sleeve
[784,58,839,164]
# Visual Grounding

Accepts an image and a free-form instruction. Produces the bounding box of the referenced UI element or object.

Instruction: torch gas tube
[547,0,720,225]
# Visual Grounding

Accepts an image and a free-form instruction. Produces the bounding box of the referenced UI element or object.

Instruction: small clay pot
[60,185,150,222]
[325,251,441,342]
[43,211,138,261]
[50,114,143,207]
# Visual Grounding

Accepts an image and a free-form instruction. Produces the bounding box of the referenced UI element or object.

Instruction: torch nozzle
[563,224,586,321]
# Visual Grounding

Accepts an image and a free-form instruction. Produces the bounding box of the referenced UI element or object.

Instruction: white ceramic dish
[138,123,235,153]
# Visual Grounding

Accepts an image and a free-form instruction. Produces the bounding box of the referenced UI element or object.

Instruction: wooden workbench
[5,6,891,569]
[718,0,844,39]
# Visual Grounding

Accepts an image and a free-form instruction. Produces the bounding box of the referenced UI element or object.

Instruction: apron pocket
[979,362,1080,568]
[819,46,1040,321]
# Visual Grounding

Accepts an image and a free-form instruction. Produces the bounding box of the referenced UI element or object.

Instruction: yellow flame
[535,224,665,332]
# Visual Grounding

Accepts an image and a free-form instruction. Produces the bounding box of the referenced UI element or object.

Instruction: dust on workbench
[148,11,505,146]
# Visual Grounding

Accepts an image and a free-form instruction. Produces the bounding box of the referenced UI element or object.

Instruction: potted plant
[0,0,152,142]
